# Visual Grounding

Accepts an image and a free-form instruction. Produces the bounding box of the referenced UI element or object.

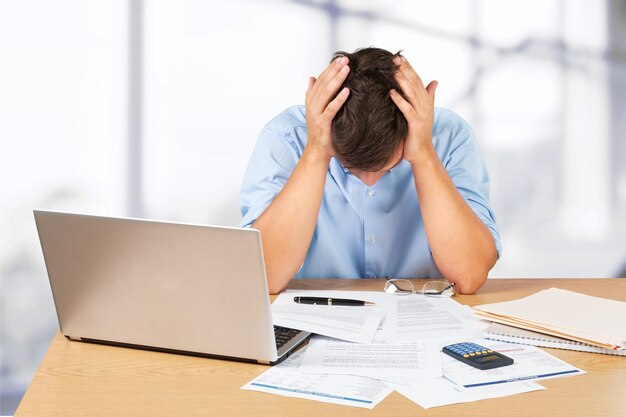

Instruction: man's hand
[389,56,496,294]
[389,56,438,165]
[250,56,351,293]
[304,56,351,161]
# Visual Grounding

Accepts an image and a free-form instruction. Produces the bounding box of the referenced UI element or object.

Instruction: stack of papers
[473,288,626,350]
[243,289,587,410]
[271,290,388,343]
[272,290,484,343]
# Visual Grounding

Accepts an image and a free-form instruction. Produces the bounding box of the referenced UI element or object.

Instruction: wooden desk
[15,279,626,416]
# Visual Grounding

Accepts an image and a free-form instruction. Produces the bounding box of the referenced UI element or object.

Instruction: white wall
[1,1,128,411]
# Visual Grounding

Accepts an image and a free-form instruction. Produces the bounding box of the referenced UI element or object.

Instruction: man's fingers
[310,61,350,114]
[396,56,425,89]
[394,60,432,108]
[322,64,350,99]
[324,87,350,120]
[389,88,415,117]
[306,76,316,96]
[308,58,346,109]
[317,56,349,86]
[394,71,418,102]
[426,80,438,102]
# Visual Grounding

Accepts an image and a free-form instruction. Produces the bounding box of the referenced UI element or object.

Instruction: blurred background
[1,0,625,414]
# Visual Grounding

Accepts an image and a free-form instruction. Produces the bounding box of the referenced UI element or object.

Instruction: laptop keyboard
[274,326,302,349]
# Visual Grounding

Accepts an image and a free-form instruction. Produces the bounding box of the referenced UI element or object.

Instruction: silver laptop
[34,210,310,365]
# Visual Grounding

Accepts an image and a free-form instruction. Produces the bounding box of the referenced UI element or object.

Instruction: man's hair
[331,47,408,172]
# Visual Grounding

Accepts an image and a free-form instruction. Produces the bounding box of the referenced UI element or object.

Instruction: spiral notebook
[483,323,626,356]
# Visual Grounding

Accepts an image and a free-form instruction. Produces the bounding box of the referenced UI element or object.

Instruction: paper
[473,311,619,350]
[241,350,393,409]
[299,335,442,384]
[442,339,585,388]
[474,288,626,349]
[384,295,487,342]
[394,377,544,409]
[271,290,389,343]
[483,322,626,356]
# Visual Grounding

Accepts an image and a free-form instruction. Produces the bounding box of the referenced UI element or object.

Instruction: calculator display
[476,355,500,363]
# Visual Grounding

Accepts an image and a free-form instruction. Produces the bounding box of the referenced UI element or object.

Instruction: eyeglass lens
[421,281,454,296]
[384,279,454,297]
[383,279,414,294]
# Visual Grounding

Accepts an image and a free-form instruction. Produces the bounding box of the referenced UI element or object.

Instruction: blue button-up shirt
[239,105,501,279]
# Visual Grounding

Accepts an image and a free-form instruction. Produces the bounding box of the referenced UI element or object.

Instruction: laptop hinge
[65,335,82,341]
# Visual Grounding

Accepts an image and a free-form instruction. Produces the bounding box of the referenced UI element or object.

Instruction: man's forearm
[411,148,497,294]
[252,148,330,294]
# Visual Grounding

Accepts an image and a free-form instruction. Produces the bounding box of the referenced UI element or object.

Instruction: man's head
[331,47,408,172]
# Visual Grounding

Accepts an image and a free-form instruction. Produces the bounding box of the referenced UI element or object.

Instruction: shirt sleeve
[239,125,303,228]
[437,109,503,258]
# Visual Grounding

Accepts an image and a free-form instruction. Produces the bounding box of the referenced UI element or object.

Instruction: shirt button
[370,234,377,243]
[367,189,375,197]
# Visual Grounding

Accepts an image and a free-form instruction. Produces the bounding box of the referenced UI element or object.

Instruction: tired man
[239,47,501,294]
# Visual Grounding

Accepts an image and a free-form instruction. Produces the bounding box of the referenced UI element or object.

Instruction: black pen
[293,296,376,306]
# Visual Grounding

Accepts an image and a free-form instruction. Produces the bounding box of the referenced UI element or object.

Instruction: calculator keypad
[447,342,494,358]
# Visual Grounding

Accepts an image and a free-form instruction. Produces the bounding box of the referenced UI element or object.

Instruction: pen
[293,296,376,306]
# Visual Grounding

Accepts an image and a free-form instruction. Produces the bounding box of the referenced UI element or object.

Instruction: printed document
[394,377,544,409]
[384,295,487,342]
[241,350,393,409]
[271,290,389,343]
[443,339,584,388]
[299,335,442,384]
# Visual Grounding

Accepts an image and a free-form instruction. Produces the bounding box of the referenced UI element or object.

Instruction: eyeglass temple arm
[435,282,455,294]
[384,276,404,291]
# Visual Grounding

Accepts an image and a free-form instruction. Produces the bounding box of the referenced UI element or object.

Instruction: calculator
[442,342,514,370]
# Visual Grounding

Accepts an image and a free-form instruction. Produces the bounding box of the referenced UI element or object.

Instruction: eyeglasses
[383,278,455,297]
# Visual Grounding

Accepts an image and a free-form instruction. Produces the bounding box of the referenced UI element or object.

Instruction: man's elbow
[445,260,493,294]
[451,271,488,295]
[453,248,498,294]
[265,270,293,295]
[267,281,285,295]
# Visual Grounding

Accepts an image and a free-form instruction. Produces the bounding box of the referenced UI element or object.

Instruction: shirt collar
[333,157,404,176]
[334,157,351,174]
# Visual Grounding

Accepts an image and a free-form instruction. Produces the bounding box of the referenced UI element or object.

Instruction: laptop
[34,210,310,365]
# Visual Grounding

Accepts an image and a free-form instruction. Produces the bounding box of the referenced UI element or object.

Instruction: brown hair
[331,47,408,171]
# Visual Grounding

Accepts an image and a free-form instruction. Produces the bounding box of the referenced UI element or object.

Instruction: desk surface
[15,279,626,417]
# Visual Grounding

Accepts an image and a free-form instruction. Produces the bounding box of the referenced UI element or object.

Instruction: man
[239,47,501,294]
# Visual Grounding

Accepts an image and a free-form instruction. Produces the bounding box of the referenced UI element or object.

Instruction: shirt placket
[363,185,381,278]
